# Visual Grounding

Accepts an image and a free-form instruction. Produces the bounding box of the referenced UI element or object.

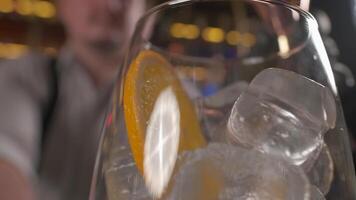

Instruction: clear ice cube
[168,143,310,200]
[228,68,336,166]
[310,186,326,200]
[104,149,151,200]
[306,144,334,195]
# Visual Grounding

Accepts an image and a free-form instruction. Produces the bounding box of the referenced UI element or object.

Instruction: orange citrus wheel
[123,50,207,174]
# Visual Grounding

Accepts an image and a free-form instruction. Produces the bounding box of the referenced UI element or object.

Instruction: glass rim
[129,0,319,64]
[124,0,318,73]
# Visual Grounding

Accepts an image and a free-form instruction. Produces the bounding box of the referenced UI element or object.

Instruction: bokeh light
[226,31,241,46]
[202,27,225,43]
[0,0,56,19]
[0,0,14,13]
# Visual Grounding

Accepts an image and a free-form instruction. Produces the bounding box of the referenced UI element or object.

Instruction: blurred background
[0,0,354,63]
[0,0,62,58]
[1,0,356,163]
[0,0,353,70]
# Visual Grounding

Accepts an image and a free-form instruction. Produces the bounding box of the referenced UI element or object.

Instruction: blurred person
[0,0,144,199]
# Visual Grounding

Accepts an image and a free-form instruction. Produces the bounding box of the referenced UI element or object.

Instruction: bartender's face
[58,0,135,57]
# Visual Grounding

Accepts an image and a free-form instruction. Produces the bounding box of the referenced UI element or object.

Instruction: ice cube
[105,154,151,200]
[310,186,326,200]
[168,143,310,200]
[306,144,334,195]
[199,81,248,142]
[248,68,336,129]
[228,68,336,166]
[105,167,150,200]
[103,138,151,200]
[203,81,249,108]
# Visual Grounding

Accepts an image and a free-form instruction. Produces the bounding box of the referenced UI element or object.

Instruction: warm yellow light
[170,23,200,40]
[170,23,185,38]
[0,43,28,59]
[16,0,33,15]
[44,47,58,56]
[202,27,225,43]
[241,33,257,48]
[0,43,4,58]
[184,24,200,39]
[7,43,28,59]
[33,1,56,19]
[226,31,241,45]
[0,0,14,13]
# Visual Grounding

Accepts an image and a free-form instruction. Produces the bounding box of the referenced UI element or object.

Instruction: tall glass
[90,0,356,199]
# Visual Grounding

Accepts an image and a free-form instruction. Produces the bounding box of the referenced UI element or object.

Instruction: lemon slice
[123,50,206,174]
